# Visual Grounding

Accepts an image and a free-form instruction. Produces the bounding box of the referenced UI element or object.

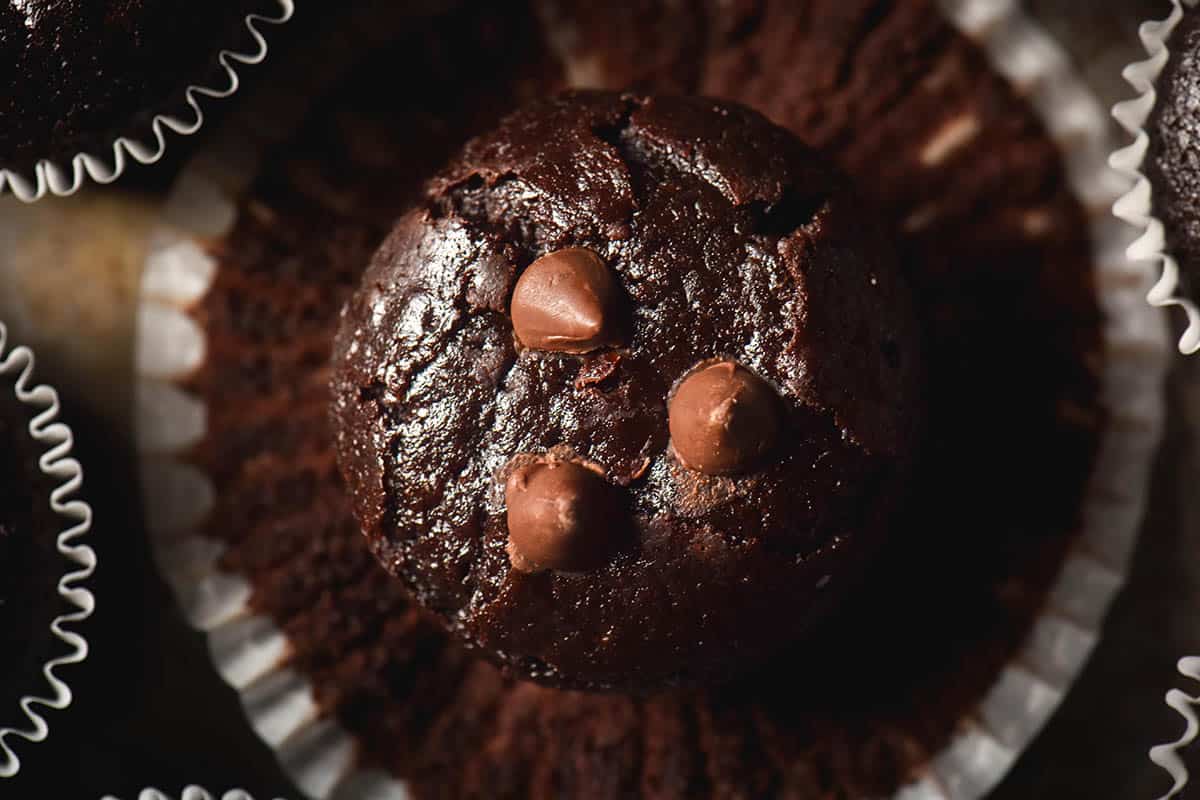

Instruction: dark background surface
[4,1,1199,798]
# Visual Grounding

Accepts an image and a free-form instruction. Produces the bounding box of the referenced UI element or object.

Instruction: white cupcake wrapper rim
[0,322,96,779]
[1110,3,1200,795]
[1110,0,1200,354]
[102,787,287,800]
[133,0,1169,798]
[0,0,294,204]
[1149,657,1200,800]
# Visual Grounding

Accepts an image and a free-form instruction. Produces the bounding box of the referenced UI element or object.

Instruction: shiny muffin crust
[331,91,922,691]
[181,0,1103,797]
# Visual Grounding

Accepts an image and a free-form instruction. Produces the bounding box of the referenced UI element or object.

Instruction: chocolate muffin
[1144,5,1200,301]
[172,0,1105,796]
[0,0,283,174]
[331,91,922,691]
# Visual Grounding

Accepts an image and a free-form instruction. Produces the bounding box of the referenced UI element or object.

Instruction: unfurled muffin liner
[0,322,96,779]
[0,1,293,204]
[103,788,286,800]
[132,1,1169,798]
[1111,0,1200,354]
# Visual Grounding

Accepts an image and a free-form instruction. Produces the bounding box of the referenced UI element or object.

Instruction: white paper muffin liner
[1146,657,1200,800]
[1109,3,1200,793]
[133,1,1169,798]
[103,789,286,800]
[0,0,294,204]
[1110,0,1200,354]
[0,322,96,779]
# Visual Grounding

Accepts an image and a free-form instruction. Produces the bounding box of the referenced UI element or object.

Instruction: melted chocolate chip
[668,359,780,475]
[505,457,616,572]
[510,248,621,353]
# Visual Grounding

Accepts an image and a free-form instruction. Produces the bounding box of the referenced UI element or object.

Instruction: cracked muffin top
[331,90,923,692]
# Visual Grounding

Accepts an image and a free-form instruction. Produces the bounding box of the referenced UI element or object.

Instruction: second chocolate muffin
[0,0,282,175]
[1143,5,1200,302]
[332,90,922,691]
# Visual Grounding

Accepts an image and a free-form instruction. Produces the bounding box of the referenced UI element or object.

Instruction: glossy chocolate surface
[332,91,922,690]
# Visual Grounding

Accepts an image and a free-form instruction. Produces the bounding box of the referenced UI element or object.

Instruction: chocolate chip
[505,457,615,573]
[510,247,621,353]
[668,360,780,475]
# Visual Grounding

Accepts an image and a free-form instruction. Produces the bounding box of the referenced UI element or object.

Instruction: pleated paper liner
[136,1,1168,798]
[103,788,286,800]
[1111,4,1200,794]
[0,323,96,778]
[1148,657,1200,800]
[1111,0,1200,354]
[0,1,293,203]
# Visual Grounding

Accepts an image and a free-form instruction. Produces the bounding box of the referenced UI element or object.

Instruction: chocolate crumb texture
[332,90,923,692]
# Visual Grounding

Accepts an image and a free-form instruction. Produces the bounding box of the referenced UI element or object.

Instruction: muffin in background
[0,0,291,200]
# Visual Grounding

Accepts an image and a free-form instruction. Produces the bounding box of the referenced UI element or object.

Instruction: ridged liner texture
[1111,4,1200,791]
[102,788,287,800]
[1111,0,1200,354]
[133,0,1169,798]
[1146,657,1200,800]
[0,0,294,204]
[0,322,96,779]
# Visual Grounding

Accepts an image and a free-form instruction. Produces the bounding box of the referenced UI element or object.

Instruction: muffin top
[0,0,277,173]
[331,90,922,691]
[1145,6,1200,298]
